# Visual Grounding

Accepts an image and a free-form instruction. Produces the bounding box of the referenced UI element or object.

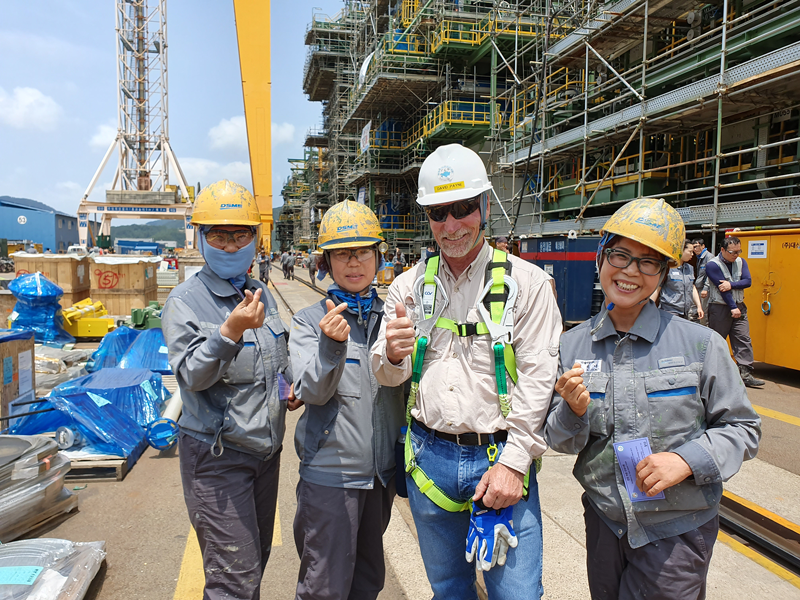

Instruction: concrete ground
[22,276,800,599]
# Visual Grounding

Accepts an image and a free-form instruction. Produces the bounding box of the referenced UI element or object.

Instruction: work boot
[739,365,765,388]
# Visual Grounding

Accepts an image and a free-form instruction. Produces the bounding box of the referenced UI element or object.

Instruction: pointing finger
[326,299,336,313]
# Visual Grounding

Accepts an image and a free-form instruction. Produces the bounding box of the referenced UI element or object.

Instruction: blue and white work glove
[465,499,518,571]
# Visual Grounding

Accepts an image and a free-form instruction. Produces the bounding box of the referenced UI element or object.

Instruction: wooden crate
[89,258,160,316]
[12,255,90,293]
[90,288,158,317]
[59,289,91,309]
[0,332,35,419]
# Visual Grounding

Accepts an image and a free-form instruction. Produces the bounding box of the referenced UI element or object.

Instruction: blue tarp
[119,328,172,374]
[85,326,139,372]
[10,393,145,457]
[52,368,168,428]
[8,273,74,346]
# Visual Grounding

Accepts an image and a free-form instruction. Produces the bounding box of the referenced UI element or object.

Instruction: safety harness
[403,248,539,513]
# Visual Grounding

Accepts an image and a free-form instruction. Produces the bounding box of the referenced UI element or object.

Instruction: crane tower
[78,0,194,250]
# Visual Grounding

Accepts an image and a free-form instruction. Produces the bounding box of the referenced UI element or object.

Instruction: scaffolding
[281,0,800,255]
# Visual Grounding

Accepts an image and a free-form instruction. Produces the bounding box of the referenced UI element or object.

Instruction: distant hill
[111,220,186,246]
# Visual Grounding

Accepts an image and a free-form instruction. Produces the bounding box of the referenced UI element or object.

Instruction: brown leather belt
[412,419,508,446]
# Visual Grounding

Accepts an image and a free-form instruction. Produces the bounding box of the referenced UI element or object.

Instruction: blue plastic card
[0,566,43,585]
[277,373,291,401]
[613,438,665,502]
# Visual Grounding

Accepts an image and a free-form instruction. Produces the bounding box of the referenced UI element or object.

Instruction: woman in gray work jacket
[162,181,292,600]
[289,201,404,600]
[545,198,760,600]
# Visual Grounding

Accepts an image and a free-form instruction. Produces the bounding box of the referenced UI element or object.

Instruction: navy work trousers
[179,432,281,600]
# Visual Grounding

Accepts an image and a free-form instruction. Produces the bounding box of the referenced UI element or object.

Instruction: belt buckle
[456,432,481,446]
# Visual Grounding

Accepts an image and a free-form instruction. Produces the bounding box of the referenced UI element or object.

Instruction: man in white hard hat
[371,144,562,598]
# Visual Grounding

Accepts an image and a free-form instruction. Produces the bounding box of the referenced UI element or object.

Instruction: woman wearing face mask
[544,198,760,600]
[161,180,295,600]
[289,200,405,600]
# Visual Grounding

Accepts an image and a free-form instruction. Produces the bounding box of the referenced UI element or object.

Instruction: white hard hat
[417,144,493,206]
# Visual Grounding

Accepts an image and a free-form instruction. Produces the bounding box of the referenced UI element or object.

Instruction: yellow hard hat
[317,200,383,250]
[601,198,685,264]
[191,180,260,226]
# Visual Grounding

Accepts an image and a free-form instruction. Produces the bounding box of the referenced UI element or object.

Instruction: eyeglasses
[424,197,482,223]
[329,247,376,263]
[723,248,742,256]
[204,229,255,249]
[604,248,667,276]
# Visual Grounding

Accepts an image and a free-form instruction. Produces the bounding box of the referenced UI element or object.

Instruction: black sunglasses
[424,197,482,223]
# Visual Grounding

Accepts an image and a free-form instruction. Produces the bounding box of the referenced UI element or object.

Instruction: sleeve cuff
[210,328,243,361]
[498,443,531,475]
[556,399,589,433]
[380,350,410,375]
[673,441,722,485]
[319,333,347,364]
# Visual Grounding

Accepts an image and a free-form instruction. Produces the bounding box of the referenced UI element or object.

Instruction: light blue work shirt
[659,263,695,317]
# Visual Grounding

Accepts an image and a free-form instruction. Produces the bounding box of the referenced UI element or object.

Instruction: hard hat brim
[191,217,262,226]
[318,237,382,250]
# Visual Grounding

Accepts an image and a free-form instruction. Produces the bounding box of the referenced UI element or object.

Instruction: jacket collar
[197,264,256,298]
[591,300,661,344]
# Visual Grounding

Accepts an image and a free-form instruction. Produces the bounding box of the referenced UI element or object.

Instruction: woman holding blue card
[544,198,761,600]
[288,200,405,600]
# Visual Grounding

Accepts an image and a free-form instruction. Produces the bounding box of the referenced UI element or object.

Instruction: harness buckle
[412,274,449,338]
[477,275,519,346]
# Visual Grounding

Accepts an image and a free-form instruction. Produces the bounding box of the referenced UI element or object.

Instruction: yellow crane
[233,0,273,252]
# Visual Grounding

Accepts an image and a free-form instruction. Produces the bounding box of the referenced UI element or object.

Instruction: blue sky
[0,0,343,217]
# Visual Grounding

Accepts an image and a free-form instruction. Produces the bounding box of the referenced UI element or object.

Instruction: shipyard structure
[277,0,800,257]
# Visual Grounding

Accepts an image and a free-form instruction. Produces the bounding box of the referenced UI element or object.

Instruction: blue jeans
[407,421,544,600]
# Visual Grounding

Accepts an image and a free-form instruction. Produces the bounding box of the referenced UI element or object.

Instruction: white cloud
[208,115,248,153]
[89,123,117,150]
[0,86,63,131]
[179,158,252,191]
[272,122,295,146]
[208,116,297,153]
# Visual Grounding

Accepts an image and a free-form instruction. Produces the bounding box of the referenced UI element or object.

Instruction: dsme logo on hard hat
[337,224,357,233]
[437,166,454,181]
[220,203,243,210]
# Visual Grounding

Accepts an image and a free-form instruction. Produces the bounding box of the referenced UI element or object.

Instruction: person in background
[495,236,509,252]
[281,249,290,279]
[307,251,318,286]
[290,200,404,600]
[651,240,704,320]
[162,180,294,600]
[425,244,436,260]
[546,198,760,600]
[257,251,270,285]
[705,236,765,388]
[44,248,53,254]
[392,247,406,279]
[287,252,296,281]
[692,238,710,324]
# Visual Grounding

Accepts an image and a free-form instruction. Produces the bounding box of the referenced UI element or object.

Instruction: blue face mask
[199,234,255,287]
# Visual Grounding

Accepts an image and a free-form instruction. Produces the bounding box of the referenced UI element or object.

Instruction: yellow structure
[62,299,116,338]
[233,0,273,252]
[737,230,800,371]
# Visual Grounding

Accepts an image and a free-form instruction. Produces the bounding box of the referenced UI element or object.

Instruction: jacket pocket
[645,371,703,450]
[222,329,257,385]
[336,345,363,397]
[584,372,611,436]
[264,317,289,371]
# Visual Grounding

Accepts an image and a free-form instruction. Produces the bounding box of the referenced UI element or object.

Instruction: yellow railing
[379,214,418,231]
[509,68,584,130]
[381,31,428,55]
[432,15,570,53]
[363,100,494,154]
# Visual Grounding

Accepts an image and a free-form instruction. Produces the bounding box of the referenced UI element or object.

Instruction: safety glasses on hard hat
[424,196,482,222]
[604,248,667,276]
[329,246,376,263]
[204,228,255,249]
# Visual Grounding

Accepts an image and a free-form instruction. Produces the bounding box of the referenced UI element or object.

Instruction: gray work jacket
[694,249,710,291]
[659,263,695,317]
[162,266,291,459]
[290,293,405,489]
[544,301,760,549]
